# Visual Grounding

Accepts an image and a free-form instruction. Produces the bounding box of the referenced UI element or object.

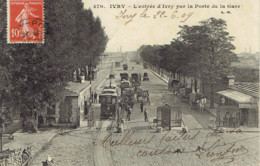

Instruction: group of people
[118,99,149,122]
[118,99,132,121]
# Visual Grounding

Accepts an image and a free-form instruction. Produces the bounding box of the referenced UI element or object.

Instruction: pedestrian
[127,106,131,121]
[147,92,150,104]
[200,96,207,114]
[140,100,143,113]
[121,101,125,112]
[94,92,97,103]
[144,108,148,122]
[91,92,94,103]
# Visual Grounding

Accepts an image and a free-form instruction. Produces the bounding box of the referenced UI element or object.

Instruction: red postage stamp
[7,0,44,43]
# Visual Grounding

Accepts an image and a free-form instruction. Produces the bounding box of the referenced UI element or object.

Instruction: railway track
[93,118,117,166]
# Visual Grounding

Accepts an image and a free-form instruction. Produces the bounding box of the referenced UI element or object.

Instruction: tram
[130,73,141,86]
[99,93,118,119]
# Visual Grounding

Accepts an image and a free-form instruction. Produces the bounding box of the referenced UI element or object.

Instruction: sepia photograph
[0,0,259,165]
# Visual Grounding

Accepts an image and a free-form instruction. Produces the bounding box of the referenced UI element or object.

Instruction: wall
[70,97,80,126]
[78,86,91,120]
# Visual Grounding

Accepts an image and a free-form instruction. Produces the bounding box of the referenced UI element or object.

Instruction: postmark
[7,0,44,43]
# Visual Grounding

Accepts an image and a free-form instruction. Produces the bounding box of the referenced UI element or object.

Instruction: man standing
[147,92,150,104]
[91,92,94,103]
[140,100,143,113]
[127,106,131,121]
[144,108,148,122]
[94,92,97,103]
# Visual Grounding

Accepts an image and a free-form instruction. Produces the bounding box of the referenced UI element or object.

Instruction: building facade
[216,78,259,128]
[38,81,91,128]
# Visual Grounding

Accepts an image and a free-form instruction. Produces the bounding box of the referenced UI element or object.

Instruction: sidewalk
[149,67,260,132]
[148,68,168,84]
[122,118,154,131]
[3,129,59,159]
[204,102,218,117]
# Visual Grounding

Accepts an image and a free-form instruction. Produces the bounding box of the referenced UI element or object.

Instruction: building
[216,76,259,128]
[156,94,182,130]
[38,81,91,128]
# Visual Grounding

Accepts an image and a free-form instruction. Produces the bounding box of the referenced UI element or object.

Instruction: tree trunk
[0,134,2,151]
[195,79,198,92]
[210,82,214,108]
[0,124,4,151]
[184,75,186,87]
[202,82,205,94]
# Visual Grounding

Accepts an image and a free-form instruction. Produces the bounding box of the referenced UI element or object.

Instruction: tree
[138,18,238,108]
[178,18,237,107]
[0,0,108,131]
[140,45,161,66]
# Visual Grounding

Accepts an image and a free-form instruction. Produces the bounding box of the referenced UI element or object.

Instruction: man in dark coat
[140,100,144,113]
[94,92,97,103]
[144,108,148,122]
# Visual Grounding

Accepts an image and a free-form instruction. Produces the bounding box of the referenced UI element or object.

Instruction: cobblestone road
[30,58,259,166]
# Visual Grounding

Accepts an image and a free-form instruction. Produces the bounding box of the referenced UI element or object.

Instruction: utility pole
[120,46,123,61]
[89,52,92,106]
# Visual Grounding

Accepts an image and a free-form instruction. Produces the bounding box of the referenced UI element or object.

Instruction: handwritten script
[115,8,194,25]
[97,128,257,164]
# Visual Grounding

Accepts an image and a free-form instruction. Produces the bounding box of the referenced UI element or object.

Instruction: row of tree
[138,18,238,107]
[0,0,108,127]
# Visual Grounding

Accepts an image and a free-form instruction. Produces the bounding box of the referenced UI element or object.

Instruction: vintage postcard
[0,0,259,165]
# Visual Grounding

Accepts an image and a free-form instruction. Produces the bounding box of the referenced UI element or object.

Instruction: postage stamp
[7,0,44,43]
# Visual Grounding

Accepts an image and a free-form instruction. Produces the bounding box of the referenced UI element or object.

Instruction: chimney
[227,74,235,86]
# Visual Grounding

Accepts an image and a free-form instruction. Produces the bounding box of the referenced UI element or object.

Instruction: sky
[83,0,260,54]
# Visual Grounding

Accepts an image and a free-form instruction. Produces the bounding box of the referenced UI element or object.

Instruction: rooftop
[62,81,91,96]
[217,89,253,104]
[229,82,259,98]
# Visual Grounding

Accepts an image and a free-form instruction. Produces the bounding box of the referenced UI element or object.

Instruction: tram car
[168,78,180,92]
[120,80,130,89]
[109,73,115,79]
[143,72,149,81]
[123,64,128,70]
[99,93,118,119]
[120,73,129,81]
[143,63,147,69]
[130,73,141,86]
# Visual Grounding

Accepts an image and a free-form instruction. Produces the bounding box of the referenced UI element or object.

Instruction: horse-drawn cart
[168,78,180,93]
[143,72,149,81]
[136,89,149,103]
[179,87,192,102]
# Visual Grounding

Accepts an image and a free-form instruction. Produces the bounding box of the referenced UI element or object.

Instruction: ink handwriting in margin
[97,128,257,164]
[116,8,194,25]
